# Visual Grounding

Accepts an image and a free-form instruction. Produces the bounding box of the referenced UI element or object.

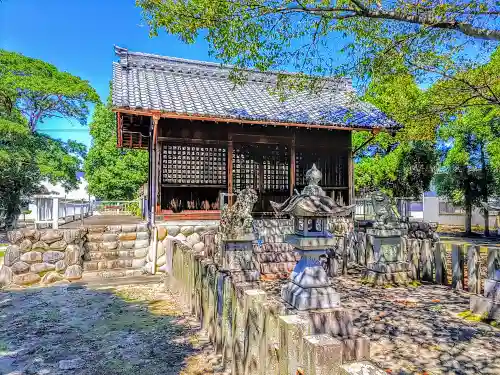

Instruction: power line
[38,129,90,132]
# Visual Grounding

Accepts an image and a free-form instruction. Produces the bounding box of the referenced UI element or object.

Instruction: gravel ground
[336,274,500,375]
[0,280,222,375]
[1,272,499,375]
[260,270,500,375]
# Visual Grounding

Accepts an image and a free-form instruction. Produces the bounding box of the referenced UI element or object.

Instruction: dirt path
[0,281,221,375]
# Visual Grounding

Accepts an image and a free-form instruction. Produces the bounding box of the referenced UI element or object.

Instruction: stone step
[85,231,150,243]
[84,248,149,261]
[83,257,147,271]
[253,242,295,253]
[84,240,150,252]
[253,251,299,263]
[82,269,149,280]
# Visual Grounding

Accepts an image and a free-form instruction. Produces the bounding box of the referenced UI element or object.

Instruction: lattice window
[232,146,260,192]
[233,144,289,192]
[295,150,347,188]
[162,144,227,185]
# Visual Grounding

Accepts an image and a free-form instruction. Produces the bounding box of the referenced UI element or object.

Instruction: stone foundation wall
[164,231,386,375]
[0,228,86,287]
[82,224,150,272]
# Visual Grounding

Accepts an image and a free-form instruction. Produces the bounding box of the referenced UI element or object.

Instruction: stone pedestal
[364,228,410,285]
[221,234,256,272]
[281,235,340,311]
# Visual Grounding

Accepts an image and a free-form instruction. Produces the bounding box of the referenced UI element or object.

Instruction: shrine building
[111,46,400,223]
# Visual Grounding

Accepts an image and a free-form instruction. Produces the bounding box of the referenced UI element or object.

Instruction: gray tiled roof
[112,46,400,130]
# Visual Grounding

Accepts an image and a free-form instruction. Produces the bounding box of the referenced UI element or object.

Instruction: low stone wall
[146,223,218,273]
[0,228,85,287]
[164,232,386,375]
[352,231,499,293]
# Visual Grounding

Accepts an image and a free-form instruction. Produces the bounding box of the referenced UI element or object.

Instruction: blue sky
[0,0,214,148]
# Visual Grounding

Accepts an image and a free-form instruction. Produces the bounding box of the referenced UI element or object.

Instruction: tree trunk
[465,203,472,235]
[480,142,490,237]
[484,208,490,237]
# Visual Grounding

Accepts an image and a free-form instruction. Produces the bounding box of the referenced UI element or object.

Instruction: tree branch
[279,2,500,41]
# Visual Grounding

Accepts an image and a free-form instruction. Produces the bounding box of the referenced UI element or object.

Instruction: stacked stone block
[252,219,300,280]
[0,228,85,287]
[82,224,149,273]
[163,228,385,375]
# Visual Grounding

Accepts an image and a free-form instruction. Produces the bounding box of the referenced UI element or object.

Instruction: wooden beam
[231,133,292,144]
[290,136,296,197]
[112,107,387,133]
[157,136,227,146]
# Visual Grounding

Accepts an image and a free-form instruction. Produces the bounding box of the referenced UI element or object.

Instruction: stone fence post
[467,245,481,294]
[435,243,448,285]
[451,244,465,290]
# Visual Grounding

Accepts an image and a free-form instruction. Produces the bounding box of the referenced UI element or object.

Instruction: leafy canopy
[354,66,438,197]
[0,49,99,132]
[137,0,499,83]
[84,100,148,200]
[0,118,41,228]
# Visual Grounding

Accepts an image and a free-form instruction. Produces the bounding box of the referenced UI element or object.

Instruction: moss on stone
[458,310,500,328]
[408,280,422,288]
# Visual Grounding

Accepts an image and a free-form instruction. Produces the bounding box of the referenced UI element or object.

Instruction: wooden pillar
[348,133,354,205]
[150,114,160,225]
[290,135,296,196]
[227,135,233,206]
[116,112,122,148]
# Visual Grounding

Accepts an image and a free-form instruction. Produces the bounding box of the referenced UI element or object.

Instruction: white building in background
[20,174,94,222]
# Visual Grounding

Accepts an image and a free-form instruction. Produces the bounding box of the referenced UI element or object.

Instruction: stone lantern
[271,164,353,310]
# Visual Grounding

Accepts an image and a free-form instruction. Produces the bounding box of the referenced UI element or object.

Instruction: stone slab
[300,308,355,337]
[340,335,370,363]
[366,228,404,237]
[222,241,254,271]
[363,269,411,286]
[338,361,387,375]
[281,282,341,311]
[303,334,342,375]
[286,235,338,250]
[279,315,311,375]
[470,294,500,320]
[366,261,409,273]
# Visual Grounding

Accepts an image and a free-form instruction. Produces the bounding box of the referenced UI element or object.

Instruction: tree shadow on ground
[0,284,216,375]
[336,271,500,375]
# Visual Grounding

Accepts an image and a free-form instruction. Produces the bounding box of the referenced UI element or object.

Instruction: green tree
[436,108,500,235]
[137,0,499,110]
[84,101,148,200]
[354,67,438,197]
[0,49,99,132]
[0,118,41,229]
[0,50,98,226]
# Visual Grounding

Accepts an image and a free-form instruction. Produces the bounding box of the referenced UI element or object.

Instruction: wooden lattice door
[233,143,289,212]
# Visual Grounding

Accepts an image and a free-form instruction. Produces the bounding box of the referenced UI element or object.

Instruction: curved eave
[112,106,401,133]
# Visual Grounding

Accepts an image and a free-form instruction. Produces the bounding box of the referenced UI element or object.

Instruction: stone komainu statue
[218,188,258,239]
[371,191,401,228]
